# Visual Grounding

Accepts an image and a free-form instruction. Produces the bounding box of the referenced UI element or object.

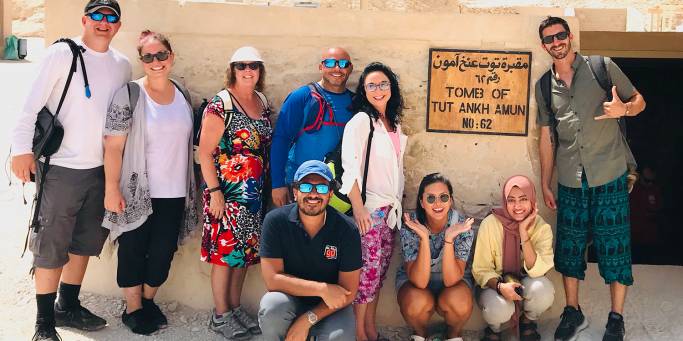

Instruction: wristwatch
[306,310,318,325]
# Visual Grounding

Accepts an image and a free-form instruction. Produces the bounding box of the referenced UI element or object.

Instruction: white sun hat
[230,46,264,63]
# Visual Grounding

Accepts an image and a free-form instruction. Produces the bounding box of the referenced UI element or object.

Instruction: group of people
[9,1,646,341]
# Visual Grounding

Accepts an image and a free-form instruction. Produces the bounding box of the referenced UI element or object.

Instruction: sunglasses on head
[425,193,450,204]
[86,11,120,24]
[321,58,351,69]
[140,51,170,63]
[365,81,390,92]
[233,62,260,71]
[297,183,330,195]
[541,31,569,44]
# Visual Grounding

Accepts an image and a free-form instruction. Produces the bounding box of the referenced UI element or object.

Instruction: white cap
[230,46,263,63]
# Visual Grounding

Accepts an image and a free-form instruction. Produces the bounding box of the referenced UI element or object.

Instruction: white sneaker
[411,335,426,341]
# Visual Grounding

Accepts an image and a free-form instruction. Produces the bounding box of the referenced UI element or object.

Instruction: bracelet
[208,186,221,193]
[496,279,503,296]
[444,239,454,245]
[521,237,530,245]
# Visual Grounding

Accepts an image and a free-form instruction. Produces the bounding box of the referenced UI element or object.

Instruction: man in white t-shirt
[10,1,131,340]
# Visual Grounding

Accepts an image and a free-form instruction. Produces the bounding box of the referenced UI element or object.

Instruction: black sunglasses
[233,62,261,71]
[86,11,120,24]
[140,51,170,63]
[425,194,450,204]
[541,31,569,44]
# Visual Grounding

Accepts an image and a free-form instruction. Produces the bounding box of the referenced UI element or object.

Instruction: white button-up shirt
[340,112,407,229]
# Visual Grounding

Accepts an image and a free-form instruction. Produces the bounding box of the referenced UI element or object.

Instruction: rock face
[9,0,683,37]
[12,0,44,37]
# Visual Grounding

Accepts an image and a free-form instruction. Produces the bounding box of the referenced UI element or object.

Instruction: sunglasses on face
[140,51,170,63]
[321,58,351,69]
[365,81,391,92]
[297,183,330,195]
[86,11,120,24]
[233,62,260,71]
[541,31,569,44]
[425,193,450,204]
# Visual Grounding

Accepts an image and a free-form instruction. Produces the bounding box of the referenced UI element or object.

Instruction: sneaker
[32,319,61,341]
[122,309,158,335]
[603,312,625,341]
[208,308,249,340]
[554,305,589,341]
[232,306,261,335]
[142,300,168,329]
[54,303,107,331]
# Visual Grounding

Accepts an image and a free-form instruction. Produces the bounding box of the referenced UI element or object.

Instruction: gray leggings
[258,291,355,341]
[478,276,555,332]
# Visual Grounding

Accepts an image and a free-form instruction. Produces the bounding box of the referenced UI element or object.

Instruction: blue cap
[294,160,333,182]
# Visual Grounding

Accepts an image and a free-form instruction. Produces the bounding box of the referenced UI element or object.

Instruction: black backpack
[539,55,637,172]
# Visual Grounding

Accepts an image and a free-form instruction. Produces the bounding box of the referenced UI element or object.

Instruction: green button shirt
[535,53,636,188]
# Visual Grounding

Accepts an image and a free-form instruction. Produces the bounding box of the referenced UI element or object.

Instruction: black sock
[142,298,154,308]
[36,292,57,325]
[57,282,81,310]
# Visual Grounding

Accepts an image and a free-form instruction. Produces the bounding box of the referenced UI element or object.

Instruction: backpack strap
[539,69,560,155]
[170,78,193,108]
[126,81,140,113]
[587,55,612,100]
[216,89,235,131]
[360,113,375,203]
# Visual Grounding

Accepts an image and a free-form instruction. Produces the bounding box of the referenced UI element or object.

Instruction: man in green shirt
[535,16,646,341]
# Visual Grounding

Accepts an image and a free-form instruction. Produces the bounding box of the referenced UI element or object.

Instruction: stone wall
[46,0,575,328]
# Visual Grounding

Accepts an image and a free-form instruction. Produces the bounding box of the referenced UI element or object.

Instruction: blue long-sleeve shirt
[270,84,353,188]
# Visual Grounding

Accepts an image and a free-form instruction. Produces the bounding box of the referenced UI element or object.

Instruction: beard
[298,196,327,216]
[548,41,571,60]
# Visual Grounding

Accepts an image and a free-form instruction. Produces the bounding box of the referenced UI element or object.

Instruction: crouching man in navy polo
[258,160,361,341]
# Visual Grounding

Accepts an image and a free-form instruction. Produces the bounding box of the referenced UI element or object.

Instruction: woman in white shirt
[103,31,198,335]
[340,62,407,341]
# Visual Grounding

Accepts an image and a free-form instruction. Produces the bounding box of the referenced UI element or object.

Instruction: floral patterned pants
[354,206,395,304]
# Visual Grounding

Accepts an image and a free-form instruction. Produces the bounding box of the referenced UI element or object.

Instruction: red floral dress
[200,93,272,267]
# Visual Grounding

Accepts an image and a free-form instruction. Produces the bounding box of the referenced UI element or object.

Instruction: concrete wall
[46,0,580,328]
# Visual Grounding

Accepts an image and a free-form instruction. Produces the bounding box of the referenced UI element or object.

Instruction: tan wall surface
[46,0,580,328]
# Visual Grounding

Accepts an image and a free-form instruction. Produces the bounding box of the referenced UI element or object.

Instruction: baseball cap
[84,0,121,17]
[294,160,333,182]
[230,46,263,63]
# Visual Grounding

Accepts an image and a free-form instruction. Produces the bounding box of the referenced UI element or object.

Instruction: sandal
[519,319,541,341]
[480,327,501,341]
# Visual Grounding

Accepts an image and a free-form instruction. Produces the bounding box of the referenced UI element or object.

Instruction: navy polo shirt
[260,203,362,305]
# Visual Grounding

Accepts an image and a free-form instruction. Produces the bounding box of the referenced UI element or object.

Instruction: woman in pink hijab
[472,175,556,341]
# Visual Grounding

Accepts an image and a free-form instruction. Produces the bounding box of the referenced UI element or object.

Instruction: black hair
[538,16,571,40]
[415,172,454,225]
[351,62,404,131]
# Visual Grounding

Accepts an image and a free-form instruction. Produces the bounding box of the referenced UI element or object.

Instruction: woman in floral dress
[197,46,272,340]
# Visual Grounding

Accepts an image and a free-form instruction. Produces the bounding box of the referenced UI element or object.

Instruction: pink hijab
[491,175,537,334]
[491,175,537,276]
